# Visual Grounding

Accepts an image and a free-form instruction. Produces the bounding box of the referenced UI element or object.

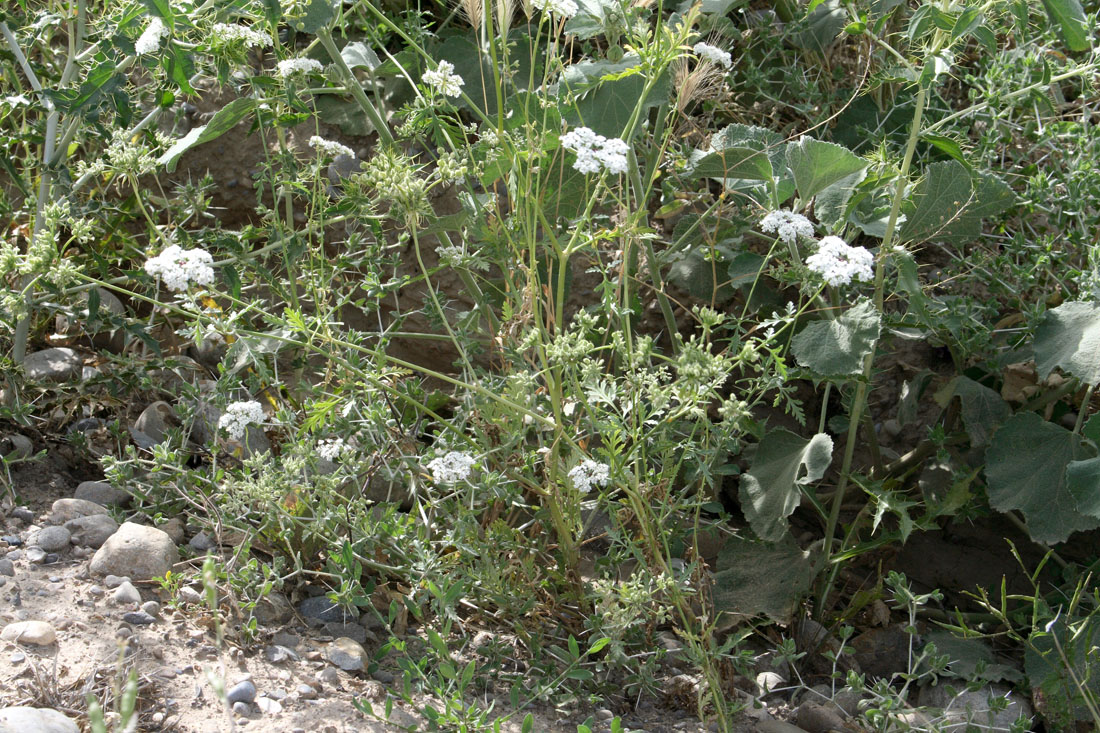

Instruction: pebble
[112,581,142,605]
[0,560,13,576]
[9,652,25,664]
[2,536,23,547]
[73,481,131,508]
[103,575,130,589]
[226,679,257,704]
[23,347,82,382]
[271,631,299,648]
[121,611,156,626]
[264,645,299,664]
[132,401,179,446]
[298,596,358,624]
[35,526,71,552]
[1,620,57,645]
[794,701,849,733]
[178,586,203,605]
[370,669,394,684]
[232,701,250,716]
[0,706,80,732]
[917,682,1032,732]
[323,621,367,644]
[141,601,161,618]
[756,671,787,697]
[0,434,32,460]
[48,498,107,524]
[188,532,216,553]
[64,515,119,549]
[10,507,34,523]
[756,721,811,733]
[90,522,178,580]
[317,667,340,688]
[325,637,368,672]
[25,547,46,564]
[296,684,316,700]
[88,585,104,597]
[255,697,282,715]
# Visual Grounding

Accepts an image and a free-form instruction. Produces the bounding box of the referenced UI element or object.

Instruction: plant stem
[316,29,394,147]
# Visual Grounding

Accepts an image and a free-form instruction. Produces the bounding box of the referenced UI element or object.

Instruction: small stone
[0,560,13,576]
[317,666,340,688]
[232,701,250,716]
[271,631,299,648]
[264,645,299,664]
[1,620,57,645]
[35,526,71,552]
[133,401,180,446]
[64,515,119,549]
[112,582,142,605]
[323,621,367,644]
[0,706,80,733]
[252,592,293,625]
[90,522,178,580]
[756,721,812,733]
[73,481,131,508]
[2,536,23,547]
[178,586,202,605]
[256,697,282,715]
[298,595,358,623]
[121,611,156,625]
[596,709,615,721]
[0,434,33,460]
[44,553,59,564]
[226,679,257,704]
[370,669,394,684]
[141,601,161,618]
[325,637,368,672]
[103,575,130,589]
[10,507,34,523]
[9,651,25,663]
[756,671,786,697]
[296,684,316,700]
[25,547,46,564]
[188,532,216,553]
[48,498,108,524]
[795,701,849,733]
[88,585,104,597]
[917,682,1032,732]
[24,347,82,382]
[158,518,185,545]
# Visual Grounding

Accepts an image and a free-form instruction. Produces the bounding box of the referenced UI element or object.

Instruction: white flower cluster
[213,23,272,49]
[805,235,874,287]
[761,209,815,244]
[277,58,324,77]
[308,136,355,159]
[218,401,265,441]
[144,245,215,292]
[568,458,610,493]
[560,127,630,175]
[426,451,476,483]
[422,60,465,98]
[532,0,579,18]
[317,437,352,461]
[136,17,168,56]
[693,42,732,69]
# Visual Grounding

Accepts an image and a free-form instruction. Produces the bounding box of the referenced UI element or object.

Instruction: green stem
[316,29,394,147]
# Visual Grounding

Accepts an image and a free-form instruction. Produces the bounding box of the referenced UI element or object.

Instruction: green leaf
[791,299,881,378]
[158,98,258,172]
[940,376,1011,447]
[522,713,534,733]
[986,412,1100,545]
[813,168,867,229]
[712,533,820,624]
[294,0,336,33]
[921,133,967,165]
[900,162,1014,244]
[341,41,380,70]
[785,136,868,202]
[740,430,833,541]
[922,630,1023,684]
[687,124,782,182]
[1065,455,1100,520]
[1042,0,1090,52]
[313,95,374,136]
[727,251,766,289]
[951,7,984,41]
[791,0,847,53]
[1034,301,1100,386]
[564,0,616,39]
[1026,616,1100,725]
[587,637,610,655]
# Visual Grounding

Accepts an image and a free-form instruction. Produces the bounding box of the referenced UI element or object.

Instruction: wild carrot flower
[761,209,815,244]
[560,127,630,175]
[317,437,351,461]
[308,136,355,159]
[218,401,265,441]
[277,58,324,77]
[422,60,465,97]
[568,458,610,493]
[212,23,272,49]
[805,236,874,286]
[693,42,732,69]
[135,17,168,55]
[426,451,476,483]
[144,245,215,292]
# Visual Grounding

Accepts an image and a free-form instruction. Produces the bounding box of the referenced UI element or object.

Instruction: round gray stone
[226,679,257,705]
[64,514,119,549]
[35,526,71,552]
[90,522,178,581]
[73,481,131,508]
[325,637,368,672]
[23,348,82,383]
[0,706,79,733]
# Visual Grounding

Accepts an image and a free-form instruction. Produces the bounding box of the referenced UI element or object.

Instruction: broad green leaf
[562,69,668,140]
[1034,301,1100,386]
[938,376,1011,447]
[791,299,881,377]
[687,146,772,181]
[727,251,766,289]
[1042,0,1090,52]
[314,95,374,136]
[740,430,833,541]
[791,0,847,53]
[986,412,1100,545]
[785,136,867,202]
[1026,616,1100,726]
[1066,456,1100,519]
[922,631,1023,684]
[158,98,258,172]
[666,246,736,304]
[921,133,967,165]
[813,168,867,229]
[294,0,336,33]
[564,0,616,39]
[900,162,1013,244]
[713,534,820,624]
[341,41,380,70]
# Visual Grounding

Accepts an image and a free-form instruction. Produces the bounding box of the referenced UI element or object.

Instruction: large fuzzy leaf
[785,136,867,202]
[791,299,881,378]
[899,161,1013,245]
[985,412,1100,544]
[1034,301,1100,386]
[740,430,833,541]
[712,534,820,624]
[938,376,1011,447]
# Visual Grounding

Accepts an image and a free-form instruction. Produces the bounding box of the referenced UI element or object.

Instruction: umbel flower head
[693,42,732,69]
[560,127,630,175]
[426,451,476,483]
[277,58,324,78]
[212,23,272,49]
[218,401,265,441]
[761,209,814,244]
[568,458,610,493]
[135,17,168,56]
[422,60,465,98]
[144,244,215,292]
[308,136,355,159]
[805,236,874,287]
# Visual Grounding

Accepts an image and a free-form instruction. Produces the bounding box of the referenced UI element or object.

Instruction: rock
[178,586,203,605]
[34,526,70,552]
[232,701,250,716]
[226,679,257,704]
[122,611,156,625]
[370,669,394,684]
[10,507,34,523]
[64,514,119,549]
[756,671,786,697]
[272,631,299,648]
[1,620,57,645]
[73,481,131,508]
[25,547,46,564]
[256,697,282,715]
[24,348,82,382]
[188,532,216,553]
[0,706,79,733]
[90,523,177,580]
[141,601,161,617]
[794,701,849,732]
[1,536,22,547]
[48,498,107,524]
[112,581,142,605]
[252,592,293,625]
[851,626,913,680]
[0,434,33,460]
[264,645,299,664]
[323,622,367,644]
[0,560,12,576]
[159,518,185,545]
[133,402,180,446]
[298,595,358,624]
[325,637,368,672]
[917,682,1033,732]
[317,666,340,688]
[103,575,130,589]
[296,684,317,700]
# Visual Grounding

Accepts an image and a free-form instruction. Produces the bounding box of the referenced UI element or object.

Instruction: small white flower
[531,0,579,17]
[761,209,815,244]
[317,437,351,461]
[426,451,476,483]
[308,136,355,159]
[277,58,324,77]
[805,236,874,287]
[213,23,272,49]
[135,17,168,56]
[144,244,215,292]
[560,127,630,176]
[568,458,610,493]
[693,42,732,69]
[422,60,465,98]
[218,401,265,441]
[3,94,31,106]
